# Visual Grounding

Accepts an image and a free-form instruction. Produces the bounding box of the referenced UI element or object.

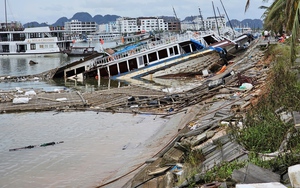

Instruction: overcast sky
[1,0,272,24]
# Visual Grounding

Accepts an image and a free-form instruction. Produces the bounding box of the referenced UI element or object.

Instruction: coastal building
[181,15,226,31]
[64,19,97,35]
[110,16,180,34]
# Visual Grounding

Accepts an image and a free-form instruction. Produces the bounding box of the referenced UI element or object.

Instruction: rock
[29,60,38,65]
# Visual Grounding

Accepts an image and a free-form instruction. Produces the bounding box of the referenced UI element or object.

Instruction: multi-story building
[181,15,226,31]
[64,20,97,35]
[111,17,179,33]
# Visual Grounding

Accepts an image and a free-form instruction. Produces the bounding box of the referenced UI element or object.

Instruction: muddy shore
[0,39,271,187]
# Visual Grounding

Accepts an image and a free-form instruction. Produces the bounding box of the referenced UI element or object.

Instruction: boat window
[119,61,128,73]
[13,33,24,41]
[128,58,138,70]
[17,45,27,52]
[138,56,144,66]
[181,44,192,53]
[174,46,179,55]
[0,33,8,41]
[45,45,48,48]
[1,45,9,52]
[169,47,174,56]
[30,44,36,50]
[148,52,158,63]
[143,55,148,66]
[158,49,168,59]
[49,44,54,48]
[40,45,44,49]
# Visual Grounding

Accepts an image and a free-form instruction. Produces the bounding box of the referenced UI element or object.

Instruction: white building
[114,17,169,33]
[181,15,226,31]
[64,20,97,35]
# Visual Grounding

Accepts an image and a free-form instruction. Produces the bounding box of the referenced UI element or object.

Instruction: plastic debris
[239,83,253,90]
[13,97,29,104]
[25,90,36,96]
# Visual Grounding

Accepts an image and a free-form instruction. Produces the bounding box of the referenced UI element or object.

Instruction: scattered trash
[12,97,30,104]
[25,90,36,96]
[56,98,68,102]
[239,83,253,90]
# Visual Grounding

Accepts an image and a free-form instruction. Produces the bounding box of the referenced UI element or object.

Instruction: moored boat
[0,27,67,57]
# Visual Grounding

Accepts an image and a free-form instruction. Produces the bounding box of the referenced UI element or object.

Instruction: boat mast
[198,7,205,31]
[172,6,181,33]
[212,1,220,36]
[217,7,225,28]
[220,0,235,37]
[4,0,8,29]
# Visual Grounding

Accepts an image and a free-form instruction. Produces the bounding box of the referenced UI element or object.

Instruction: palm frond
[286,0,299,31]
[245,0,250,12]
[259,5,269,9]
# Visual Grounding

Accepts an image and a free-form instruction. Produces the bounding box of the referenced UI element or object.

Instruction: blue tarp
[113,42,147,55]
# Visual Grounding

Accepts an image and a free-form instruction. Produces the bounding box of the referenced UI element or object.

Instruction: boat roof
[23,27,51,33]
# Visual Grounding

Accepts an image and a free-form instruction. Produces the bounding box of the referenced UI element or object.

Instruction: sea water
[0,41,127,92]
[0,111,180,188]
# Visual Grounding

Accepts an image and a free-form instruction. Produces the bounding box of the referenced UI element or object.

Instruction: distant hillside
[22,12,263,29]
[23,12,120,27]
[228,19,263,29]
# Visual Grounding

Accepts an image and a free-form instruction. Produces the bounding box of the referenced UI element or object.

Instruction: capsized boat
[51,31,249,81]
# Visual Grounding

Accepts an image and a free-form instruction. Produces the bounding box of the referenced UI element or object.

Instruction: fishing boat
[0,26,65,57]
[52,31,244,81]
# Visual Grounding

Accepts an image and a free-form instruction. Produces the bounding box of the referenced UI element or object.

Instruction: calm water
[0,40,200,187]
[0,111,179,188]
[0,41,190,187]
[0,41,129,92]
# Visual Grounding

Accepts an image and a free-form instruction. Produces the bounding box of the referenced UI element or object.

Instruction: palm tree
[263,0,286,33]
[246,0,300,62]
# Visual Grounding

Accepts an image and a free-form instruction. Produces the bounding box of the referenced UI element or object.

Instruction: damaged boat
[52,31,252,81]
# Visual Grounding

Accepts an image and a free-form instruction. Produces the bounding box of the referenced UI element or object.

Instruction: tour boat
[0,27,65,57]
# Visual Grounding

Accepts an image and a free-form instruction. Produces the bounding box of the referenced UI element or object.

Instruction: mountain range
[23,12,263,29]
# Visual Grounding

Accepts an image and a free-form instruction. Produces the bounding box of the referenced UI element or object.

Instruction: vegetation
[179,42,300,186]
[247,0,300,62]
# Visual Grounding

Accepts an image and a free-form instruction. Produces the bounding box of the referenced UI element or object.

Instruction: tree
[246,0,300,62]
